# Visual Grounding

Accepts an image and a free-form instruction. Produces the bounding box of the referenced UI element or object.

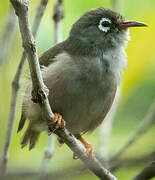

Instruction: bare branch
[132,161,155,180]
[0,0,48,178]
[9,0,118,179]
[39,1,64,179]
[39,135,55,180]
[5,165,83,180]
[112,0,121,12]
[98,88,121,165]
[5,152,155,180]
[32,0,49,37]
[110,151,155,173]
[0,5,17,66]
[53,0,64,43]
[110,100,155,162]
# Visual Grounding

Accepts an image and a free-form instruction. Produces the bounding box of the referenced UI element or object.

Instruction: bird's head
[70,7,147,51]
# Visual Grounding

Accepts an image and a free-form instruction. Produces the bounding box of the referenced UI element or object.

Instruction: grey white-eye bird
[18,7,147,158]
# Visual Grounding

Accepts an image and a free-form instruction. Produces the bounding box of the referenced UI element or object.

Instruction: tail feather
[29,131,40,150]
[20,124,40,150]
[17,112,26,133]
[20,126,31,148]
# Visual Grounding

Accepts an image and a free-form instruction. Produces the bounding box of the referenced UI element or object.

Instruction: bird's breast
[44,52,118,134]
[102,47,128,84]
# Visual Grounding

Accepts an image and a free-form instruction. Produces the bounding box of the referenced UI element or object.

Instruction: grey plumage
[18,7,145,149]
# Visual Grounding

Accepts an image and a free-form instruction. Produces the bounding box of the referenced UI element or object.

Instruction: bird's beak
[119,21,147,29]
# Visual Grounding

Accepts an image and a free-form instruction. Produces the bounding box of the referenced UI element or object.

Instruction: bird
[18,7,147,159]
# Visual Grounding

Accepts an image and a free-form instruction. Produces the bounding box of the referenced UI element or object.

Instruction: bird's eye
[101,21,110,27]
[98,18,111,32]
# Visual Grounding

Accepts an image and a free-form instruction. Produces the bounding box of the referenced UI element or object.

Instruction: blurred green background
[0,0,155,180]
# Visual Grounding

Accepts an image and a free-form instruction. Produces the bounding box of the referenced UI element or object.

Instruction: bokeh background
[0,0,155,180]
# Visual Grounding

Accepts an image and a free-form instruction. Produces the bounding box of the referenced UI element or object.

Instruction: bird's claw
[77,136,95,160]
[47,128,52,136]
[47,113,66,135]
[72,143,94,160]
[73,152,79,160]
[84,143,95,160]
[54,113,66,129]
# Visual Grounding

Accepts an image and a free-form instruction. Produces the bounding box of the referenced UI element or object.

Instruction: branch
[0,51,26,179]
[5,165,83,180]
[132,161,155,180]
[0,0,48,178]
[0,5,17,66]
[98,87,121,164]
[110,151,155,173]
[39,136,55,180]
[112,0,120,12]
[5,152,155,180]
[53,0,64,43]
[9,0,117,179]
[32,0,49,37]
[110,100,155,162]
[39,1,64,179]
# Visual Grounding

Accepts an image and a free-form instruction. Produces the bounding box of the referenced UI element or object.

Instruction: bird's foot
[77,135,95,160]
[73,144,94,160]
[83,143,94,160]
[47,113,66,135]
[54,113,66,128]
[47,128,52,136]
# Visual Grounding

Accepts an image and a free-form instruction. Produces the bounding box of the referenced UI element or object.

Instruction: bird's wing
[18,40,69,132]
[39,40,68,67]
[18,40,68,133]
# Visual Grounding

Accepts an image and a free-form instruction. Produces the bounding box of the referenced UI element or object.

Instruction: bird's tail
[20,123,40,150]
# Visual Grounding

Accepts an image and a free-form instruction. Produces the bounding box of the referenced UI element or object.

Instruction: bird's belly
[51,79,116,135]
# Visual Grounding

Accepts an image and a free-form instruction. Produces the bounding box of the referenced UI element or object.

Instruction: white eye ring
[98,18,111,32]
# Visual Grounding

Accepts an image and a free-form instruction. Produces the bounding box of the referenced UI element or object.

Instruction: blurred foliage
[0,0,155,180]
[122,14,155,100]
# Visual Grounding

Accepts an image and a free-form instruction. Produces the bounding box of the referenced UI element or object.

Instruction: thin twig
[5,165,82,180]
[110,100,155,162]
[0,5,17,66]
[32,0,49,36]
[39,1,63,179]
[9,0,118,179]
[0,0,48,178]
[112,0,120,12]
[132,161,155,180]
[110,151,155,173]
[98,88,121,164]
[39,135,55,180]
[53,0,64,43]
[0,52,26,179]
[5,151,155,180]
